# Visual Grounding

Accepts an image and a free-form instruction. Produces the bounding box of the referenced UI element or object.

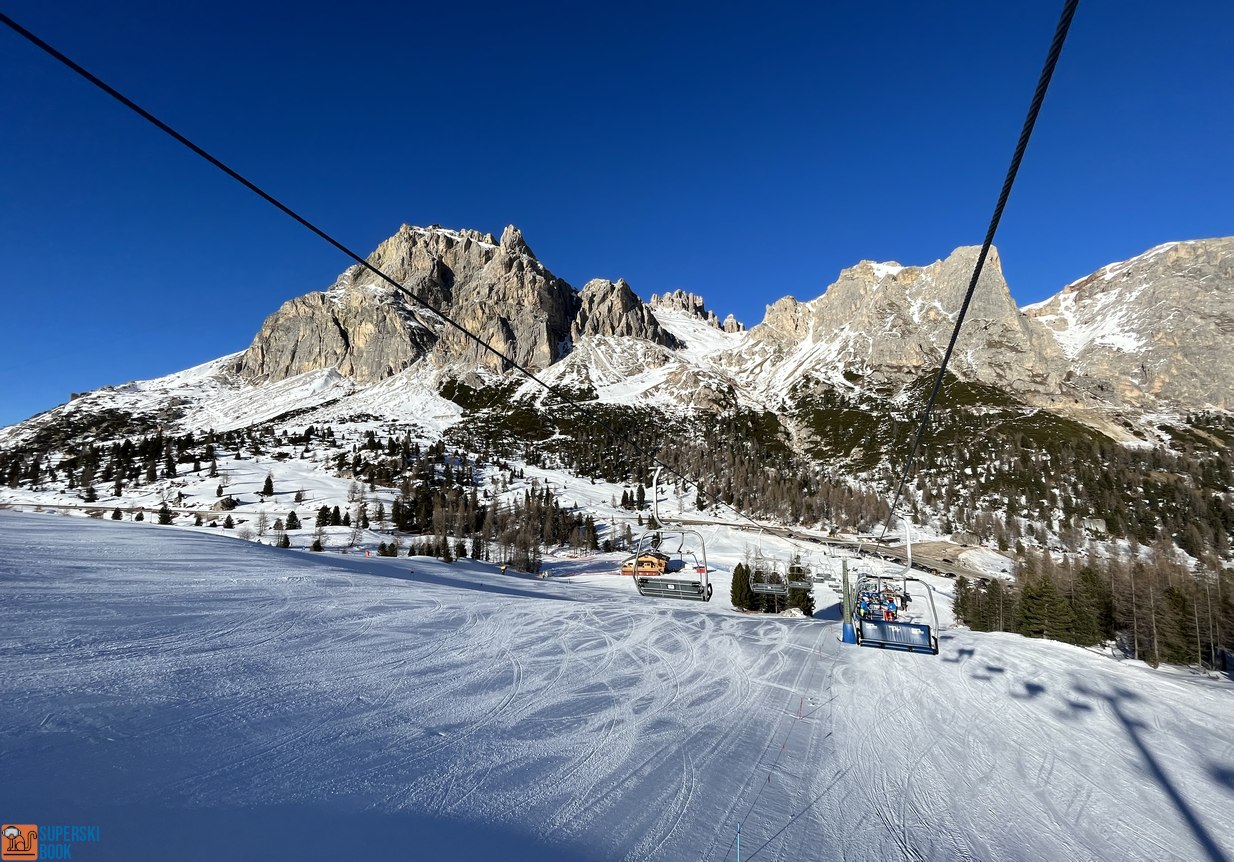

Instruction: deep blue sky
[2,1,1231,427]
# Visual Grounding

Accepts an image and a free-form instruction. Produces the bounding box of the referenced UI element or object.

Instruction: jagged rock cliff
[231,226,1234,421]
[1024,238,1234,410]
[571,279,680,347]
[5,229,1233,459]
[729,246,1071,404]
[650,289,732,329]
[235,225,688,384]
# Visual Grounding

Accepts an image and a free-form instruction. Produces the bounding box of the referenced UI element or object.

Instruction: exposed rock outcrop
[732,246,1071,402]
[231,225,1234,420]
[571,279,680,347]
[650,289,725,328]
[235,225,578,383]
[430,225,579,373]
[1025,238,1234,410]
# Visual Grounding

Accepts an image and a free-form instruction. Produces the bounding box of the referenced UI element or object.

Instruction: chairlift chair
[749,567,789,596]
[629,469,713,601]
[630,529,714,602]
[850,519,939,655]
[786,559,814,591]
[747,530,789,596]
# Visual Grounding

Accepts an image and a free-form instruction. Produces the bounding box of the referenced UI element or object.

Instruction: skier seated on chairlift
[883,596,898,621]
[858,597,872,619]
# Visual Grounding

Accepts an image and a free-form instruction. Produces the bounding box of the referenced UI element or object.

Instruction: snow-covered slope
[1,512,1230,861]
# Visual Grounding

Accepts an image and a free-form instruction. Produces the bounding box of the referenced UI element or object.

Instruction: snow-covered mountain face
[3,227,1232,471]
[1024,238,1234,410]
[720,246,1074,411]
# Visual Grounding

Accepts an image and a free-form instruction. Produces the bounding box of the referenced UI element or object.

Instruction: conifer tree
[158,504,173,525]
[316,506,330,528]
[1017,575,1073,641]
[1070,566,1114,646]
[286,511,301,530]
[134,510,144,521]
[788,584,815,617]
[954,576,973,625]
[111,508,123,520]
[730,562,755,611]
[262,473,274,497]
[223,514,234,529]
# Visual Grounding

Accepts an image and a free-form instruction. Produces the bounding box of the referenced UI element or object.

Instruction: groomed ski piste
[2,511,1232,861]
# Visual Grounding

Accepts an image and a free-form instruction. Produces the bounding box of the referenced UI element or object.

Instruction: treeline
[0,419,609,573]
[905,406,1234,563]
[955,545,1234,667]
[799,376,1234,563]
[446,401,890,531]
[0,426,340,500]
[315,436,603,572]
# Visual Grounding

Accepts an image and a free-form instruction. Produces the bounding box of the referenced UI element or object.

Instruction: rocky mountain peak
[235,224,576,385]
[737,245,1069,401]
[649,289,739,330]
[499,224,533,258]
[571,279,680,347]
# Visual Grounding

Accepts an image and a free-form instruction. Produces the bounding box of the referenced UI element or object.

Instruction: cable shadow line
[1108,695,1230,862]
[743,767,851,861]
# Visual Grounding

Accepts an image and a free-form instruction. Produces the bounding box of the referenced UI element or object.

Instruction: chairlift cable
[1,1,1079,570]
[0,11,781,541]
[876,0,1079,543]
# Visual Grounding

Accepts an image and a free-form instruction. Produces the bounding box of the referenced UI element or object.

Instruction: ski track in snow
[1,512,1232,862]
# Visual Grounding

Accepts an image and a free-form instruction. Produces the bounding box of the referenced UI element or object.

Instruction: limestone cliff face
[572,279,679,347]
[733,246,1070,402]
[232,225,1234,417]
[235,225,579,383]
[1025,238,1234,410]
[649,289,739,330]
[235,286,438,384]
[430,226,579,373]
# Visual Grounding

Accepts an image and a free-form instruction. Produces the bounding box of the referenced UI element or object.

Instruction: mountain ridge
[5,227,1232,447]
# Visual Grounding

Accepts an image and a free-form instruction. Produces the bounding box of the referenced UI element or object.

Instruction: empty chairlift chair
[786,561,813,590]
[630,530,714,602]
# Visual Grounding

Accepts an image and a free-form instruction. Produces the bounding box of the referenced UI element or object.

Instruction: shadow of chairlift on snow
[1073,681,1232,862]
